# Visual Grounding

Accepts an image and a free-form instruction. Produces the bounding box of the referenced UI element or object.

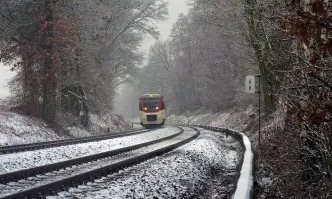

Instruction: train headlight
[156,107,159,110]
[144,107,148,111]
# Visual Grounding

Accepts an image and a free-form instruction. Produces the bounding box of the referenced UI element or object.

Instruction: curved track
[0,127,200,199]
[0,128,184,184]
[0,129,151,154]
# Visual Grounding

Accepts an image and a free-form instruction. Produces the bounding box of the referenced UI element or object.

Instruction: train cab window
[142,97,160,109]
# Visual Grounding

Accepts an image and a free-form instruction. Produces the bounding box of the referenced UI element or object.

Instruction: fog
[0,63,15,100]
[113,0,189,120]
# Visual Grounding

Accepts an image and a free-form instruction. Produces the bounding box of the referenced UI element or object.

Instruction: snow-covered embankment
[192,125,254,199]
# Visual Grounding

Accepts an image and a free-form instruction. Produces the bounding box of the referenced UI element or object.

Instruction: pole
[258,82,261,147]
[257,75,261,148]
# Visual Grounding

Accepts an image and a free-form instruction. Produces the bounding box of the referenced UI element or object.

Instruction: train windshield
[142,97,160,108]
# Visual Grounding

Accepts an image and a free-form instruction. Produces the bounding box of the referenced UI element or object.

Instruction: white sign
[245,75,259,93]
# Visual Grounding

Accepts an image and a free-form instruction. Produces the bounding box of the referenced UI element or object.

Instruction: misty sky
[160,0,189,39]
[141,0,189,56]
[114,0,189,119]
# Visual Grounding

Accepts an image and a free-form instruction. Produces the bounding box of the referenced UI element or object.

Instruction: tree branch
[309,73,332,90]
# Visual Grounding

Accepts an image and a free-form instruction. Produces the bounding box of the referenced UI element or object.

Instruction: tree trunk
[260,64,274,113]
[22,53,39,116]
[41,0,57,124]
[42,68,57,124]
[246,0,274,113]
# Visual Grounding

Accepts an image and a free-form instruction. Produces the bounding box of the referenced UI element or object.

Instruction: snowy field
[49,128,243,199]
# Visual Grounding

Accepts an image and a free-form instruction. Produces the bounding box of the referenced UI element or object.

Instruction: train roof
[141,94,163,98]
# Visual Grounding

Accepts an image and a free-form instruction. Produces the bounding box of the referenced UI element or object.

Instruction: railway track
[0,126,200,199]
[0,128,152,154]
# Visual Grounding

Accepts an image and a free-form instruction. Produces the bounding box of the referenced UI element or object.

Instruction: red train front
[139,94,166,127]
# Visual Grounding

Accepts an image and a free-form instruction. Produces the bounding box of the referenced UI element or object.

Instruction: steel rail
[0,128,184,184]
[0,129,152,154]
[0,127,200,199]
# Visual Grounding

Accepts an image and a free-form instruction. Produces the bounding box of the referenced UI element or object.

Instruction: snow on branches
[283,0,332,126]
[0,0,80,123]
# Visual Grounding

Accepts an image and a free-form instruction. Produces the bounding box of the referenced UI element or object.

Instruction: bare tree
[138,0,254,113]
[74,0,168,114]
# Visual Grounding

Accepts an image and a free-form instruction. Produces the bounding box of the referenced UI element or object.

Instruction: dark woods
[0,0,80,124]
[256,0,332,198]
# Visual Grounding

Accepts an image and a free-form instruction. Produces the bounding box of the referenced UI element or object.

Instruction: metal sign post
[245,75,261,147]
[256,75,261,148]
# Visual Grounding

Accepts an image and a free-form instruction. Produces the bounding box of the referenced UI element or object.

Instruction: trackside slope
[0,107,131,146]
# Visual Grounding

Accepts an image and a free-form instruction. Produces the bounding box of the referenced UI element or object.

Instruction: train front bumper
[140,110,165,125]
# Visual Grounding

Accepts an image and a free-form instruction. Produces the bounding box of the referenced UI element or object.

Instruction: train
[139,94,166,127]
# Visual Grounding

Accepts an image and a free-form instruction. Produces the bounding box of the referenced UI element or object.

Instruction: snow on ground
[50,128,243,199]
[0,110,64,146]
[0,108,132,146]
[0,127,179,174]
[64,113,132,138]
[89,113,131,134]
[0,62,132,146]
[167,105,256,133]
[168,109,256,199]
[0,63,64,146]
